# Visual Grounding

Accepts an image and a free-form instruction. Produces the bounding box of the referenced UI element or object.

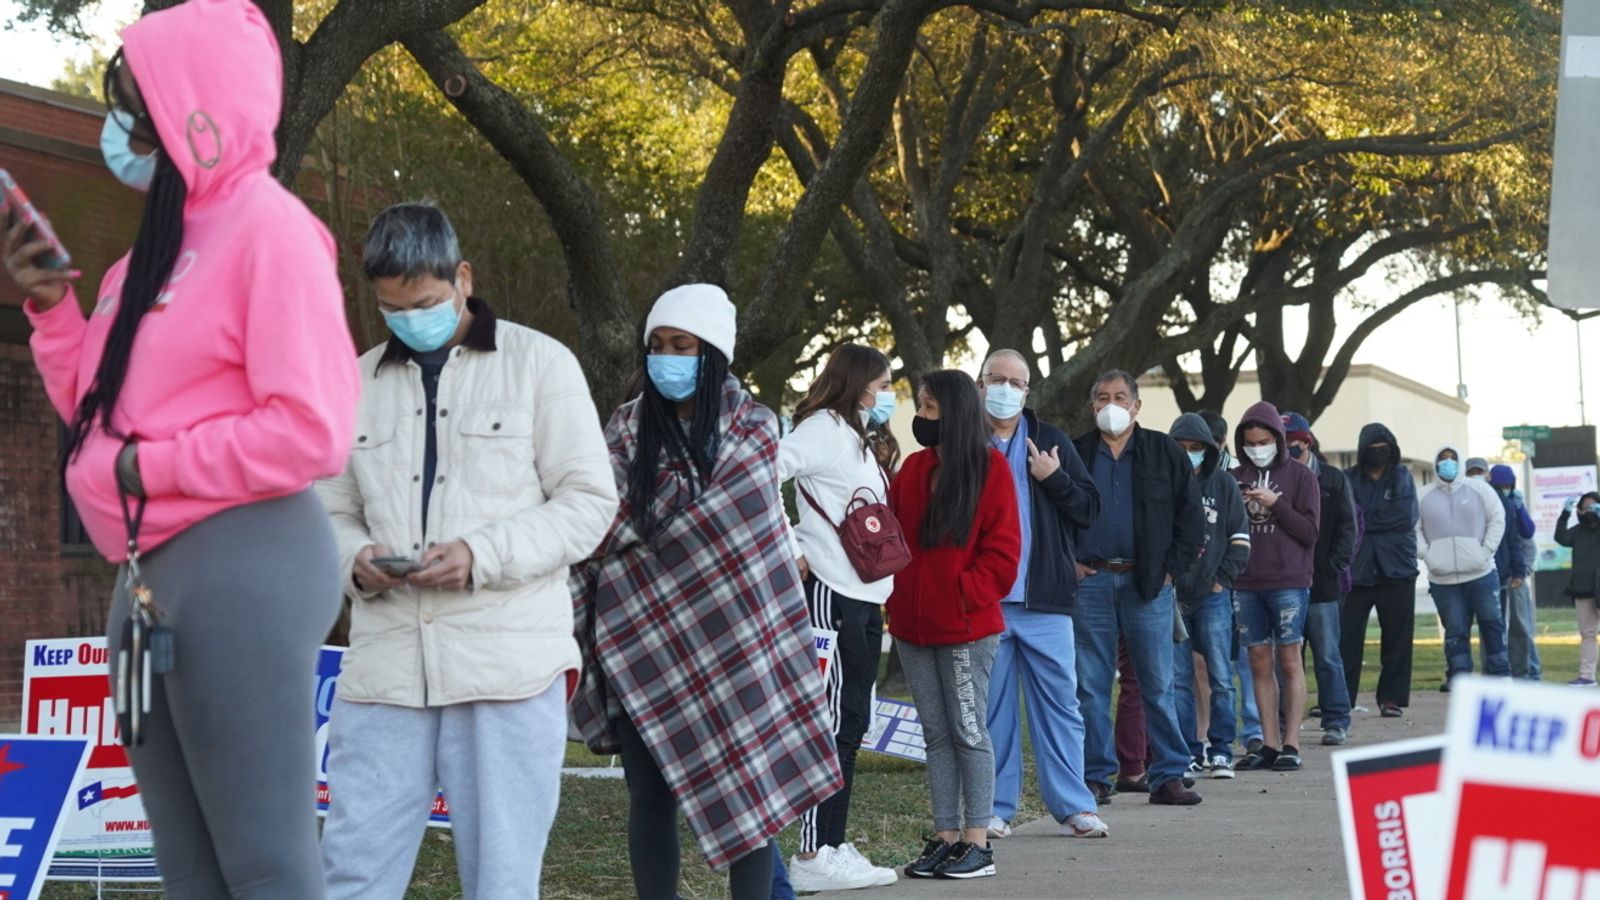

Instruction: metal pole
[1579,316,1589,426]
[1454,296,1468,400]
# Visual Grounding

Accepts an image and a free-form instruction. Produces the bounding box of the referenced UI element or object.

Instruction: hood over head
[120,0,282,202]
[1234,400,1286,467]
[1433,443,1466,490]
[1357,422,1402,471]
[1489,464,1517,488]
[1170,412,1220,476]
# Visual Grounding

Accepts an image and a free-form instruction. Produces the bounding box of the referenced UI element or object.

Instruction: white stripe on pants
[799,580,845,853]
[320,681,567,899]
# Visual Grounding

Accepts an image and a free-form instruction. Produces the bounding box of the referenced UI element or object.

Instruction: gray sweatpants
[896,635,999,832]
[320,684,568,900]
[107,491,342,899]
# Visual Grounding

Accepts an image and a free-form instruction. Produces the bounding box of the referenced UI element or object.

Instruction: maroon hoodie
[1231,401,1321,590]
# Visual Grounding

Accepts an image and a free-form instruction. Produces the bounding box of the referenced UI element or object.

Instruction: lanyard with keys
[113,443,173,747]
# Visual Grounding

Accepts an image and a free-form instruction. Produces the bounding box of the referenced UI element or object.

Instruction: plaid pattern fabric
[572,377,842,870]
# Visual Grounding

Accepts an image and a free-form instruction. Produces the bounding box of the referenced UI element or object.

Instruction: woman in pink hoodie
[2,1,359,896]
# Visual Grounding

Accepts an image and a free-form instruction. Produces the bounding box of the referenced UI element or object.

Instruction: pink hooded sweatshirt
[26,0,360,562]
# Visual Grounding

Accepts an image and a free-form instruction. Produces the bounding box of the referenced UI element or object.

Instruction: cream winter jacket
[316,318,618,708]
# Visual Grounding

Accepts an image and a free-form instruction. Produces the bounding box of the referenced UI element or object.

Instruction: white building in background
[1137,363,1470,475]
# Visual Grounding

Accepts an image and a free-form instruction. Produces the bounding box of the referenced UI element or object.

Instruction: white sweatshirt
[779,411,896,603]
[1416,443,1505,586]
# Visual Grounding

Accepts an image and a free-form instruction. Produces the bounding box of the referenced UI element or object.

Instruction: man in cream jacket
[316,203,617,899]
[1416,444,1510,688]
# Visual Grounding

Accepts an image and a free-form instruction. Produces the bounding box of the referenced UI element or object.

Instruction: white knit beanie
[644,284,737,364]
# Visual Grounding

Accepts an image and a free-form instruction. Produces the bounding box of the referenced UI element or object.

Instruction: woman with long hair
[572,284,840,900]
[2,1,359,895]
[889,370,1021,881]
[779,344,900,892]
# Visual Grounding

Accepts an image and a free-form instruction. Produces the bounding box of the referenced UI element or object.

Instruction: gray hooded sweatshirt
[1170,413,1251,612]
[1416,443,1505,586]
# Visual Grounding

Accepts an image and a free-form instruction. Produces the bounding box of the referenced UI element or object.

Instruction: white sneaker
[1062,811,1110,838]
[835,843,898,887]
[986,816,1012,839]
[787,847,877,892]
[1209,755,1236,779]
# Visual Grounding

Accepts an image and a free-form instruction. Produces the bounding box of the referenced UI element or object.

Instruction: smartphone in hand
[0,169,72,270]
[371,556,423,577]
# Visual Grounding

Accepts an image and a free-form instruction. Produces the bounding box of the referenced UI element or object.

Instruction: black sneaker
[1236,747,1279,771]
[1308,705,1322,718]
[1089,781,1114,805]
[1439,682,1452,693]
[1245,738,1265,756]
[1273,745,1304,771]
[905,837,957,879]
[1381,703,1403,718]
[933,841,995,879]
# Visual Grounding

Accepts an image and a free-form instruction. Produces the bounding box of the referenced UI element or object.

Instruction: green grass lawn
[41,605,1592,899]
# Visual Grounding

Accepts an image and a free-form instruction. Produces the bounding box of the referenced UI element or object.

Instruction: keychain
[113,443,172,748]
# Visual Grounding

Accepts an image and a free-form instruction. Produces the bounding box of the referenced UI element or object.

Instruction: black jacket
[1012,409,1100,615]
[1073,423,1205,602]
[1310,455,1358,603]
[1345,423,1420,587]
[1169,413,1251,612]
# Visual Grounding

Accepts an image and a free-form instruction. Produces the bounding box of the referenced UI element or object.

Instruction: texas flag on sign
[77,781,140,810]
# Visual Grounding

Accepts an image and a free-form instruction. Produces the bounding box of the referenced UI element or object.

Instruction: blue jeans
[1431,571,1510,677]
[990,603,1097,822]
[1074,571,1191,790]
[770,841,795,900]
[1236,642,1262,746]
[1174,589,1237,761]
[1303,601,1351,730]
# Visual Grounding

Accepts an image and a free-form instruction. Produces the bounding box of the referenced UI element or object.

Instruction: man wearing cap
[1489,465,1540,680]
[1283,413,1356,747]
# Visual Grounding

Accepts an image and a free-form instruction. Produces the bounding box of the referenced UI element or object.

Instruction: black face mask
[1289,446,1305,460]
[1583,511,1600,527]
[1360,446,1388,468]
[912,415,942,448]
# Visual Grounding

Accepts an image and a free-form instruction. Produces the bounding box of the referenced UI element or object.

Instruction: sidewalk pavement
[851,688,1452,899]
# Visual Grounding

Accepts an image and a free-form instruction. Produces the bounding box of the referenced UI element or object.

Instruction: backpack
[797,472,912,583]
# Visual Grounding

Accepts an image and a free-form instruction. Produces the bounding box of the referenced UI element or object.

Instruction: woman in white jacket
[1416,444,1510,687]
[780,344,901,892]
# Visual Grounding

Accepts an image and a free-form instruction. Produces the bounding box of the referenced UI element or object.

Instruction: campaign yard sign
[1333,737,1447,900]
[313,646,451,827]
[812,627,839,680]
[20,639,157,881]
[0,735,92,900]
[862,697,926,762]
[1437,677,1600,899]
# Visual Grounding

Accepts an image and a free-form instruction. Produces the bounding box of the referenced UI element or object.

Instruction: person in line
[891,370,1021,880]
[315,204,618,899]
[1071,371,1205,806]
[1417,445,1510,688]
[572,286,841,900]
[1489,465,1542,681]
[1554,492,1600,687]
[1283,413,1355,747]
[1200,411,1264,757]
[779,344,900,892]
[1169,413,1250,779]
[4,3,362,893]
[1340,424,1419,717]
[976,350,1107,841]
[1231,402,1320,772]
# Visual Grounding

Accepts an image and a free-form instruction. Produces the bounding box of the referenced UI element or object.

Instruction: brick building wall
[1,79,145,723]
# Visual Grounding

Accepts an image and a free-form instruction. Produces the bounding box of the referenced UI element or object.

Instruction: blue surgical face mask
[868,391,896,425]
[1187,449,1206,470]
[100,110,156,192]
[1437,459,1460,482]
[647,354,701,402]
[382,292,461,353]
[984,383,1026,420]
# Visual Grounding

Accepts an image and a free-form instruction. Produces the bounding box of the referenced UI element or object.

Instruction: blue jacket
[1344,423,1419,586]
[1493,490,1528,581]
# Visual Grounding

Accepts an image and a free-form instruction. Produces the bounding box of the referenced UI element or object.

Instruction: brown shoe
[1089,781,1114,805]
[1149,779,1202,806]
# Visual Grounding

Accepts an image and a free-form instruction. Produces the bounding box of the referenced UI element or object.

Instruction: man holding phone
[315,202,618,899]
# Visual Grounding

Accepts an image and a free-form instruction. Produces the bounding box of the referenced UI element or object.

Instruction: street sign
[1502,425,1551,441]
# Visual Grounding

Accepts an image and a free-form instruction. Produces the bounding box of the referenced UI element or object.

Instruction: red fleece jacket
[886,448,1022,647]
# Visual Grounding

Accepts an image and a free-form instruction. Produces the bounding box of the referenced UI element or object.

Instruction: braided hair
[625,344,729,537]
[64,50,188,463]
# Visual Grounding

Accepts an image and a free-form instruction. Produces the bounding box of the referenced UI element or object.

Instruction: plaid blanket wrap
[571,377,842,870]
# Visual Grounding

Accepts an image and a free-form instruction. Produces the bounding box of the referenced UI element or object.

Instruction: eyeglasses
[981,374,1029,392]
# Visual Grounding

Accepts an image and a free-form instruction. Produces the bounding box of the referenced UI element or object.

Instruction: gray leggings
[107,491,342,899]
[896,635,999,832]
